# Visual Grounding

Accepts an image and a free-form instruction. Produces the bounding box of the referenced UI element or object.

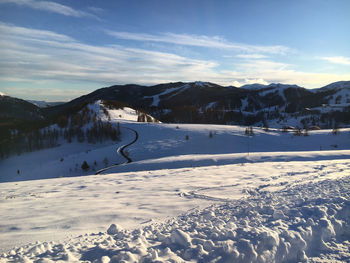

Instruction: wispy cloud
[0,0,98,18]
[106,31,290,55]
[321,56,350,65]
[0,22,217,86]
[0,22,73,42]
[236,54,268,59]
[1,22,350,100]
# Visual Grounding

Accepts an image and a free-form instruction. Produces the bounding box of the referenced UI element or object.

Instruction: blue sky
[0,0,349,101]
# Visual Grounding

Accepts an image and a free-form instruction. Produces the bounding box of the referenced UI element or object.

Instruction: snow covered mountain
[1,81,349,131]
[318,80,350,90]
[45,81,350,129]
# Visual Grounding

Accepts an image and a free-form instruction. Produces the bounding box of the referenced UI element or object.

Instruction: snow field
[1,102,350,261]
[1,101,349,183]
[0,158,349,256]
[1,175,349,262]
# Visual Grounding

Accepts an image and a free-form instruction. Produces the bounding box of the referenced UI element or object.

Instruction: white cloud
[0,0,98,18]
[0,22,73,42]
[106,31,290,55]
[236,59,290,72]
[1,22,350,100]
[236,54,268,59]
[0,23,218,86]
[321,56,350,65]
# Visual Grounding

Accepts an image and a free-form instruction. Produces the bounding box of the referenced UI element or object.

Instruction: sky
[0,0,349,101]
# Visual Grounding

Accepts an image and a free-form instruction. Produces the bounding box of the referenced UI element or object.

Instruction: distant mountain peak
[240,83,267,90]
[240,83,303,90]
[0,91,6,96]
[267,83,303,89]
[319,81,350,90]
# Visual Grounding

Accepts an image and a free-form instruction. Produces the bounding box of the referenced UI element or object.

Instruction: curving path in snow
[118,127,139,163]
[95,126,138,175]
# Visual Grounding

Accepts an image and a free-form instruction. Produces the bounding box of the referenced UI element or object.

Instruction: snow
[259,85,288,101]
[144,84,190,106]
[1,168,349,261]
[241,97,249,110]
[318,80,350,91]
[205,101,216,110]
[326,88,350,104]
[91,100,139,122]
[1,102,350,262]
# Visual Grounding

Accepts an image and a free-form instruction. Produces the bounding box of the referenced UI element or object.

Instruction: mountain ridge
[1,80,350,133]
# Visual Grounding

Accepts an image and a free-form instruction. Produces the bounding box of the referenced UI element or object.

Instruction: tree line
[0,105,121,159]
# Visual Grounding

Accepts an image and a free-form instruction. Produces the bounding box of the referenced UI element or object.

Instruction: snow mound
[2,176,349,262]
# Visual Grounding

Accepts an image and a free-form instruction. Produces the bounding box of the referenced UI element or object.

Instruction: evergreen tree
[81,161,90,171]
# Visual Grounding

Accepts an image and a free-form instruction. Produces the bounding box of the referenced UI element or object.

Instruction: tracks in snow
[95,127,138,175]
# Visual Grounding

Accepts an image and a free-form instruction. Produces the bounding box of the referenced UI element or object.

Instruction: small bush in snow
[185,135,189,140]
[209,131,213,138]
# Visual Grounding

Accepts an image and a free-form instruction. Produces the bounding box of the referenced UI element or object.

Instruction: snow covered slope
[1,162,349,261]
[1,117,350,261]
[0,100,158,182]
[2,122,349,182]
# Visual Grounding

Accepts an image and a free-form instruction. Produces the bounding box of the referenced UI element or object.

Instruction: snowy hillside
[0,100,158,181]
[318,80,350,91]
[1,113,350,262]
[42,80,350,129]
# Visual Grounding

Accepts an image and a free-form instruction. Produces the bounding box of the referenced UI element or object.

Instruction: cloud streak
[0,0,98,18]
[1,23,350,100]
[321,56,350,65]
[0,23,218,85]
[106,31,290,55]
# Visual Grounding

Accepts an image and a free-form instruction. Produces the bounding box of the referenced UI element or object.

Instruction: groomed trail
[95,127,138,175]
